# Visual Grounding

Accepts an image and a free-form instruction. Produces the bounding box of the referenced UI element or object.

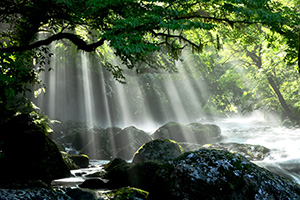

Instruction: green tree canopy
[0,0,300,122]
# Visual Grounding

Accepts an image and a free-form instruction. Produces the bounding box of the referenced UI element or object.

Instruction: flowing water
[215,114,300,184]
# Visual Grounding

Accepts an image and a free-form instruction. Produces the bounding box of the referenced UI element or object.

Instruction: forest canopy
[0,0,300,123]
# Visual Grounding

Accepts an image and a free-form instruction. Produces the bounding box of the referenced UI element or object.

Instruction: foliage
[0,0,300,123]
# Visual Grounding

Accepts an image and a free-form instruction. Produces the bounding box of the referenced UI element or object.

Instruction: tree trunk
[246,48,294,123]
[266,76,293,121]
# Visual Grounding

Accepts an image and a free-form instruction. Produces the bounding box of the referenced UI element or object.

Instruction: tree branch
[0,32,105,53]
[152,30,200,49]
[177,14,256,26]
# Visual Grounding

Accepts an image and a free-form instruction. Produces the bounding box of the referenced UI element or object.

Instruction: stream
[52,115,300,188]
[216,115,300,184]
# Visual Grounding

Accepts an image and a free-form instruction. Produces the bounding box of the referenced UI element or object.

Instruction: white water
[214,113,300,184]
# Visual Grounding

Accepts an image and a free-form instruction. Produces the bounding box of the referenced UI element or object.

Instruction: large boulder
[154,149,300,200]
[132,139,184,163]
[152,121,222,144]
[0,114,71,185]
[102,149,300,200]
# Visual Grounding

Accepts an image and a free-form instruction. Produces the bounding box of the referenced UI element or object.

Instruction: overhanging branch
[0,32,105,53]
[152,31,200,49]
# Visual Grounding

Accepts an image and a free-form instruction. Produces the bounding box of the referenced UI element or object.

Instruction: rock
[154,149,300,200]
[104,158,128,171]
[108,187,149,200]
[152,121,222,144]
[0,188,71,200]
[104,160,163,192]
[0,114,71,184]
[103,149,300,200]
[61,151,80,170]
[202,142,271,161]
[112,126,153,160]
[79,179,107,189]
[68,154,89,168]
[66,187,148,200]
[152,121,192,142]
[132,139,184,163]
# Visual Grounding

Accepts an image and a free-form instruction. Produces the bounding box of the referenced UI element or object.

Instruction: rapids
[216,114,300,184]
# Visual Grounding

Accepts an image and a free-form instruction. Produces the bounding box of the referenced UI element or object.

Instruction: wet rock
[202,142,271,161]
[0,188,71,200]
[104,158,128,171]
[132,139,184,163]
[154,149,300,200]
[152,121,222,144]
[103,149,300,200]
[68,154,89,168]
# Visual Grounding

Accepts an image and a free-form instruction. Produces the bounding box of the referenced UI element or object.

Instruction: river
[53,114,300,187]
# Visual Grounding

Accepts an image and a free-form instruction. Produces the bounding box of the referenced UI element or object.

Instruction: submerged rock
[202,142,271,161]
[152,121,222,144]
[132,139,184,163]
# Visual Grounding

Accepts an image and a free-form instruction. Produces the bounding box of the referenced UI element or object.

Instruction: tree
[0,0,299,120]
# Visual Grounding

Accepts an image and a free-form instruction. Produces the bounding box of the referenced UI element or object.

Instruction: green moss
[107,187,149,200]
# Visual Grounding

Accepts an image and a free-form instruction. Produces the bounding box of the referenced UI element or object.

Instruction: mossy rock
[107,187,149,200]
[68,154,89,168]
[152,121,222,144]
[154,149,300,200]
[132,139,184,163]
[104,158,128,171]
[0,114,71,185]
[66,187,148,200]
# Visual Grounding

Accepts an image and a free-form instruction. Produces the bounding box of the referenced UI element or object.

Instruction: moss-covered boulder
[102,149,300,200]
[154,149,300,200]
[0,114,71,185]
[61,152,89,169]
[132,139,184,163]
[203,142,271,161]
[152,121,222,144]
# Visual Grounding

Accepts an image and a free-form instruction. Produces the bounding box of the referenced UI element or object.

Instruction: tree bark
[246,48,294,122]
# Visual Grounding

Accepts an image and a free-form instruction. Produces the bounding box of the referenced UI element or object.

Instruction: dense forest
[1,0,300,199]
